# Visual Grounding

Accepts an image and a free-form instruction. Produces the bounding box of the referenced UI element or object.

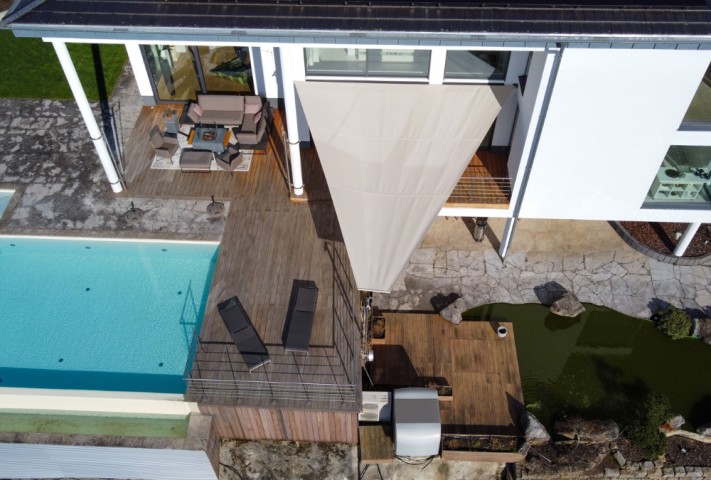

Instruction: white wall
[520,47,711,223]
[491,51,529,148]
[507,50,557,201]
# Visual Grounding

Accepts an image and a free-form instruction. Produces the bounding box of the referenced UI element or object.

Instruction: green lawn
[0,30,128,100]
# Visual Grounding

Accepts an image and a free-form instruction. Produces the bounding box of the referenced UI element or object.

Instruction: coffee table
[189,126,231,153]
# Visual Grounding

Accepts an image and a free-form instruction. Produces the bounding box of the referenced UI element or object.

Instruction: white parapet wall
[0,387,197,416]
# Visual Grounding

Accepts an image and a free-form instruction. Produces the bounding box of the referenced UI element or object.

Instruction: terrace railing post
[52,40,123,193]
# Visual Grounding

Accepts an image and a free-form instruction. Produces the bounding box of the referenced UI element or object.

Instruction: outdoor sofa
[218,296,271,372]
[284,286,318,354]
[186,93,245,126]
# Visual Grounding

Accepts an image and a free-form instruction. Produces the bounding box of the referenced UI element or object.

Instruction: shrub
[627,395,673,458]
[656,306,692,340]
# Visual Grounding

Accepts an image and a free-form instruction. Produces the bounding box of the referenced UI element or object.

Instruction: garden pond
[464,303,711,433]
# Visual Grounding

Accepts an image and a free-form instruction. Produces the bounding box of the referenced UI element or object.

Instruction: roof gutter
[501,42,567,265]
[6,22,711,47]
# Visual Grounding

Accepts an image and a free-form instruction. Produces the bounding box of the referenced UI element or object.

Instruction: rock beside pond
[697,423,711,436]
[550,293,586,317]
[691,317,711,344]
[522,411,550,444]
[555,418,619,443]
[439,297,468,325]
[668,415,685,430]
[613,450,626,467]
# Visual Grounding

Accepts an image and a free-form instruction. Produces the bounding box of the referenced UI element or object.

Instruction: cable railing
[447,177,512,205]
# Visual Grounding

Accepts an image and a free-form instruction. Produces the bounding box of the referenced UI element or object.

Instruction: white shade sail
[295,82,513,292]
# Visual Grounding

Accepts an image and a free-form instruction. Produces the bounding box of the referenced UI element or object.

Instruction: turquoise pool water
[0,191,13,217]
[0,237,219,394]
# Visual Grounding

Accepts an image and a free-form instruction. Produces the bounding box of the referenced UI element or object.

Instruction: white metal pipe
[278,46,305,195]
[52,40,123,193]
[673,222,701,257]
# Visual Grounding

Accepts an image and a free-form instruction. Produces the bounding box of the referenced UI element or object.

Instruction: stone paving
[375,217,711,320]
[0,63,228,238]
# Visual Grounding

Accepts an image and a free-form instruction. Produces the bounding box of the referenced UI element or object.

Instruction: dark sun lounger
[285,286,319,354]
[218,296,271,372]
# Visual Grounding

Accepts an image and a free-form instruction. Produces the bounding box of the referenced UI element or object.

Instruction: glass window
[305,48,430,78]
[143,45,201,101]
[646,145,711,204]
[444,50,511,81]
[682,63,711,125]
[197,46,254,94]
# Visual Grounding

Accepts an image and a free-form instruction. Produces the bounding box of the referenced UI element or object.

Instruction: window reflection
[197,46,254,94]
[682,64,711,125]
[143,45,201,102]
[444,51,511,81]
[305,48,430,77]
[646,146,711,204]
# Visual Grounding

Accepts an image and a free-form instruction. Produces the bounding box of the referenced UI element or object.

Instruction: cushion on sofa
[198,94,244,112]
[187,103,202,123]
[253,111,262,124]
[244,102,261,114]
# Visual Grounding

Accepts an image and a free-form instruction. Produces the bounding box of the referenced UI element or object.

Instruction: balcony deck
[122,106,359,412]
[445,151,511,209]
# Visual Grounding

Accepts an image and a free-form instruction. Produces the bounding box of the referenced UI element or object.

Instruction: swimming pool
[0,237,219,394]
[0,191,13,217]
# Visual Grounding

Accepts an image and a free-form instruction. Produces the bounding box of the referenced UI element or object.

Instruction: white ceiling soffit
[295,81,513,293]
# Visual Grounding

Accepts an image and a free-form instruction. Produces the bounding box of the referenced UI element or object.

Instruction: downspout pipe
[501,42,567,265]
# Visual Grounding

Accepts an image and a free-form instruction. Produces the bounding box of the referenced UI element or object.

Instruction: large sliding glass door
[143,45,254,103]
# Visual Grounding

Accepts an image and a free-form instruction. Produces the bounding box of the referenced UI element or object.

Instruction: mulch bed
[0,0,14,11]
[525,437,711,476]
[620,222,711,257]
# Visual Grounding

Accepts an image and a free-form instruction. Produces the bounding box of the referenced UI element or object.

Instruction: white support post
[52,40,122,193]
[279,46,304,195]
[499,217,516,261]
[428,48,447,85]
[260,46,280,101]
[673,222,701,257]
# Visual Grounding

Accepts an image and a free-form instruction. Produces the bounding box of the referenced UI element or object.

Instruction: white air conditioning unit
[359,391,391,422]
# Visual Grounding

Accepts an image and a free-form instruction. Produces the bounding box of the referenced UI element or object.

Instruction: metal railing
[186,377,357,404]
[447,177,512,205]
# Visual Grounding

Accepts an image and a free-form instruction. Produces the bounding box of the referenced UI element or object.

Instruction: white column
[499,217,516,261]
[52,40,122,193]
[673,222,701,257]
[260,46,280,101]
[428,48,447,85]
[279,46,304,195]
[124,43,154,101]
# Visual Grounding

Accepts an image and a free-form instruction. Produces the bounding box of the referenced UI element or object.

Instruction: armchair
[149,126,179,159]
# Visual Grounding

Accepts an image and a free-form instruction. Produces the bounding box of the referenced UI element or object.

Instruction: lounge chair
[216,145,244,172]
[285,286,318,354]
[218,296,271,372]
[149,126,179,159]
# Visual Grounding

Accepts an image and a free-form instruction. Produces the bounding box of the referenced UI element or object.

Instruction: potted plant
[427,382,453,401]
[371,317,386,344]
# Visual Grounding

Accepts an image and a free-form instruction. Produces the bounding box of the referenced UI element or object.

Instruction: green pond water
[0,410,189,438]
[463,303,711,432]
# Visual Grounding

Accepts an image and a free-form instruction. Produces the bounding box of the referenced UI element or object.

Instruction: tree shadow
[688,395,711,429]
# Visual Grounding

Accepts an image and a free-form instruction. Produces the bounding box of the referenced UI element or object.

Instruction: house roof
[4,0,711,37]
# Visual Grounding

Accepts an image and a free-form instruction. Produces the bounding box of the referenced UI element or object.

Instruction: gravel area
[620,222,711,257]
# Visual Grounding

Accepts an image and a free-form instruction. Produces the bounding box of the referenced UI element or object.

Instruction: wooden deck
[123,105,332,202]
[369,314,524,436]
[359,424,394,464]
[121,106,360,411]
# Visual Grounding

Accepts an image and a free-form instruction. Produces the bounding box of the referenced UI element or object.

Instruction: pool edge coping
[0,234,220,245]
